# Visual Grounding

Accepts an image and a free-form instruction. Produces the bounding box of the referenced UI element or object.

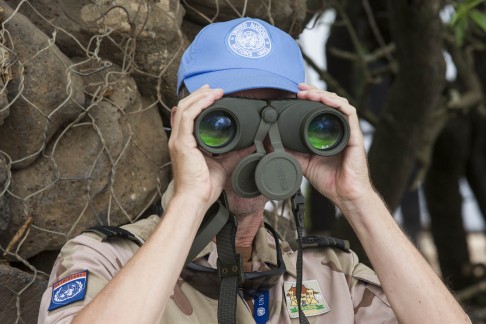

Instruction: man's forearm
[72,195,207,324]
[338,190,469,324]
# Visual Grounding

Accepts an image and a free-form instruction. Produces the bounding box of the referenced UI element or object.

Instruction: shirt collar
[199,226,297,277]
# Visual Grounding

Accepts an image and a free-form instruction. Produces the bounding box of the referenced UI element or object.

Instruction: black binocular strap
[301,235,350,252]
[216,215,242,324]
[82,226,144,246]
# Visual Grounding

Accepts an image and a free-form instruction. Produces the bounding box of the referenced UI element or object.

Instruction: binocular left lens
[195,99,261,154]
[198,110,236,148]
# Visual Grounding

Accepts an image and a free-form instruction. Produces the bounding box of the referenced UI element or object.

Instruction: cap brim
[183,68,300,95]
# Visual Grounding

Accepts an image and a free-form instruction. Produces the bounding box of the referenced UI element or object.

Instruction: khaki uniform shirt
[39,215,397,323]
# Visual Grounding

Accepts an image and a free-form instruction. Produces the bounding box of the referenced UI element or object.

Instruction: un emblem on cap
[227,20,272,58]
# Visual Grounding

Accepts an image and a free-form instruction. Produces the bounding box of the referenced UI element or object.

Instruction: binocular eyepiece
[194,97,350,200]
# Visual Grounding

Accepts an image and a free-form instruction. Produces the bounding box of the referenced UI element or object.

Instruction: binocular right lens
[198,110,236,148]
[307,113,344,151]
[277,101,350,156]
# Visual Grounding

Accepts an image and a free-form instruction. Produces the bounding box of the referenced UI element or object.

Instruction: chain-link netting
[0,1,310,322]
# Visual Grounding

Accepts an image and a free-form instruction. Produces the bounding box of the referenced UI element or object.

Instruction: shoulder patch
[48,270,89,311]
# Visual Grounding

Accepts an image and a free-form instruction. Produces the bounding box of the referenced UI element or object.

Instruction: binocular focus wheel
[231,153,266,198]
[255,152,303,200]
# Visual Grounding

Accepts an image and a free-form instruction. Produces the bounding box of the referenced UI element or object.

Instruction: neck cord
[291,189,310,324]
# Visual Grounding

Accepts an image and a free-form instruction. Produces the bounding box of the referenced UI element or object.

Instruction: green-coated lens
[198,110,236,148]
[307,114,343,150]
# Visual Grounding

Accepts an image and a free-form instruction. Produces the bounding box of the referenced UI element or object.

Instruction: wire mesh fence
[0,1,308,322]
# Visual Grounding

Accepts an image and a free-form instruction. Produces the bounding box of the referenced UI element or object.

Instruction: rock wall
[0,0,308,322]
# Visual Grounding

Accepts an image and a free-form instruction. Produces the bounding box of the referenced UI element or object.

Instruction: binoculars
[194,98,350,199]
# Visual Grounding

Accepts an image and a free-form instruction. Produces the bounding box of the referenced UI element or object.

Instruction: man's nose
[262,135,274,153]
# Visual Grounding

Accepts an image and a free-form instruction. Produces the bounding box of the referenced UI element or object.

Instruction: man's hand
[169,85,254,211]
[291,84,373,206]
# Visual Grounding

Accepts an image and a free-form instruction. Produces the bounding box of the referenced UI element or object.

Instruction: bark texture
[368,0,446,210]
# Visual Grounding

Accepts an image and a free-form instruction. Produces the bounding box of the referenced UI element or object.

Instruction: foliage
[450,0,486,45]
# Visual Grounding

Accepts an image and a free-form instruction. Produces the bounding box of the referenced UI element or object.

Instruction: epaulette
[82,226,144,247]
[301,235,350,252]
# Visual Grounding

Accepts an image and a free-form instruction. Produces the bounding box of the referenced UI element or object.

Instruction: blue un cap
[177,18,305,95]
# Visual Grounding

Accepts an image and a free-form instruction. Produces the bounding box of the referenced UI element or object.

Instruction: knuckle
[168,139,176,151]
[178,97,189,106]
[179,109,192,120]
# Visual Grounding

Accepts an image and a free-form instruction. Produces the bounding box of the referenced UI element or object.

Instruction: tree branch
[301,50,379,126]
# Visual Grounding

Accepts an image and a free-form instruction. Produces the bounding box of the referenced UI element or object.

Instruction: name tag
[253,290,269,323]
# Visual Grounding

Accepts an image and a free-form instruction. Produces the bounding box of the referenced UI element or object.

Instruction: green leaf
[451,7,467,26]
[464,0,485,11]
[455,17,467,46]
[470,9,486,32]
[451,0,485,26]
[450,13,461,26]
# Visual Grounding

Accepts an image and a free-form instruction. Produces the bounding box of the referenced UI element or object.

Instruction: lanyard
[253,290,270,324]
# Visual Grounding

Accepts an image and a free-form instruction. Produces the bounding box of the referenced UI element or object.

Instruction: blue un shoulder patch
[48,270,89,311]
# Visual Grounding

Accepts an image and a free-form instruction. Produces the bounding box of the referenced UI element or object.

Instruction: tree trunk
[368,0,446,210]
[466,117,486,223]
[424,116,471,290]
[468,46,486,222]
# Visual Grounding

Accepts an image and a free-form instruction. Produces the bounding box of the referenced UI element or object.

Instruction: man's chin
[224,190,267,214]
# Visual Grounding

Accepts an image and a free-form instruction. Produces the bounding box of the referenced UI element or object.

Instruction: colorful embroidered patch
[48,270,89,311]
[284,280,330,318]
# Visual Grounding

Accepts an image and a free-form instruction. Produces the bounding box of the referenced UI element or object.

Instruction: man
[39,18,469,323]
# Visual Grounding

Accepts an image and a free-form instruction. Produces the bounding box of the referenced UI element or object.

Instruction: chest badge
[284,280,330,318]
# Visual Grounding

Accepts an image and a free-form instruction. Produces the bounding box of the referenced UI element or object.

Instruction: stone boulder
[79,0,186,106]
[0,153,9,232]
[2,62,170,259]
[0,80,9,126]
[0,263,48,324]
[0,1,85,169]
[8,0,187,109]
[182,0,308,37]
[5,0,96,59]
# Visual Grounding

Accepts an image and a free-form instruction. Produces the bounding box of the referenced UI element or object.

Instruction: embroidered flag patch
[284,280,330,318]
[48,270,89,311]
